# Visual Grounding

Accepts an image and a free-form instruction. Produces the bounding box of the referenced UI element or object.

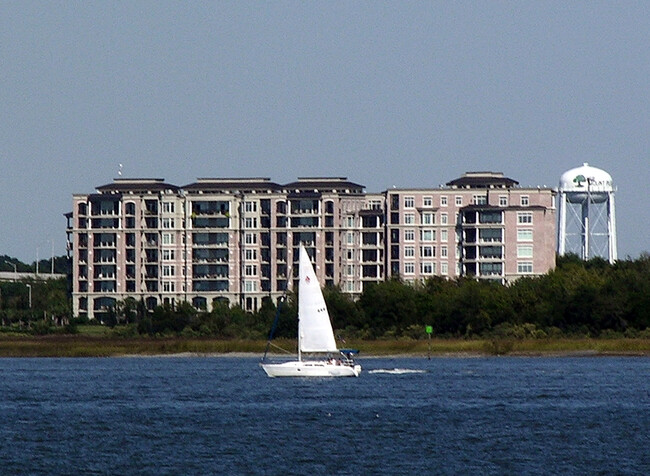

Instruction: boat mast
[297,244,304,363]
[298,326,302,362]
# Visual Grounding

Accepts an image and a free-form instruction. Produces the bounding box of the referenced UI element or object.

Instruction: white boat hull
[261,360,361,378]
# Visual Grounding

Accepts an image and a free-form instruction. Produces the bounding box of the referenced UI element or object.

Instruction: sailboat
[260,244,361,378]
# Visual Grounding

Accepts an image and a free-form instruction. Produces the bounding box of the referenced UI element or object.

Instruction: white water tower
[557,163,617,263]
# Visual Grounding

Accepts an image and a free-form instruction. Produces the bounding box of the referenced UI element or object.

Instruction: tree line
[1,253,649,338]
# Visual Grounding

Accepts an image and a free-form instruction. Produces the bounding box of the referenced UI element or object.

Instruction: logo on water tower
[573,174,587,187]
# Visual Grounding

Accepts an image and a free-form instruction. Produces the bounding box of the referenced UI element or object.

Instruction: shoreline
[120,351,650,359]
[0,335,648,358]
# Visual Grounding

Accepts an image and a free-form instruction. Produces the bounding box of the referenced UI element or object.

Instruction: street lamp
[25,284,32,309]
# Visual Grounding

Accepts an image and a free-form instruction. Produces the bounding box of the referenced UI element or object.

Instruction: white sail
[298,245,338,353]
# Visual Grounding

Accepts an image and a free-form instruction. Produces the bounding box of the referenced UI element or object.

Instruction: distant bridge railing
[0,272,66,282]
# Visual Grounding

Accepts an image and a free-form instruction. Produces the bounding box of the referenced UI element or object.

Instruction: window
[162,281,175,292]
[162,265,175,277]
[441,213,448,225]
[245,201,257,213]
[245,264,258,276]
[441,245,448,258]
[423,196,433,207]
[499,196,508,207]
[162,218,175,229]
[404,196,414,208]
[404,230,415,242]
[162,249,175,261]
[404,213,415,224]
[245,217,257,228]
[245,233,257,245]
[441,196,448,207]
[162,233,175,245]
[473,195,487,205]
[521,195,529,206]
[421,213,434,225]
[346,265,354,276]
[420,245,435,258]
[404,246,415,257]
[420,229,435,242]
[517,229,533,242]
[124,234,135,247]
[346,249,354,260]
[517,245,533,258]
[441,262,448,275]
[162,202,175,213]
[455,196,462,206]
[346,232,355,245]
[518,212,533,224]
[245,280,257,292]
[421,262,434,275]
[518,262,533,274]
[441,229,448,242]
[404,262,415,275]
[245,249,257,260]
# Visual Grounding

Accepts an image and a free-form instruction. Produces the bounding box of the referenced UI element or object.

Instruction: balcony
[192,264,229,279]
[91,218,119,229]
[479,262,503,277]
[479,246,503,259]
[478,229,503,244]
[146,282,159,292]
[192,248,229,263]
[192,217,230,229]
[362,265,380,278]
[94,241,116,248]
[290,216,319,228]
[143,234,158,247]
[93,281,116,293]
[191,201,229,216]
[192,232,229,247]
[362,249,379,263]
[479,211,503,224]
[93,251,116,264]
[90,201,119,216]
[192,280,229,292]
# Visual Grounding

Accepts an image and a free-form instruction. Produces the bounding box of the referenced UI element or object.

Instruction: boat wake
[368,368,427,375]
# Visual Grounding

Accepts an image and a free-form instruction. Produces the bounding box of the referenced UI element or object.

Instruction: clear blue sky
[1,1,648,262]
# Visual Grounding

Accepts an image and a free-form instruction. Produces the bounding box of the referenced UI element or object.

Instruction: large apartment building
[66,172,556,320]
[386,172,556,283]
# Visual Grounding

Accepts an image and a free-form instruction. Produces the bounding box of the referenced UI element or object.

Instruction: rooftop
[446,172,519,189]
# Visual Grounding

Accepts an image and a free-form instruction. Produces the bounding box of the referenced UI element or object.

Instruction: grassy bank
[0,335,648,357]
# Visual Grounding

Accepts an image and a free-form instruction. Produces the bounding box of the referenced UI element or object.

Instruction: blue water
[0,357,648,475]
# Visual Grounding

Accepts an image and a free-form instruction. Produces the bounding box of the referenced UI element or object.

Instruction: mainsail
[298,245,338,353]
